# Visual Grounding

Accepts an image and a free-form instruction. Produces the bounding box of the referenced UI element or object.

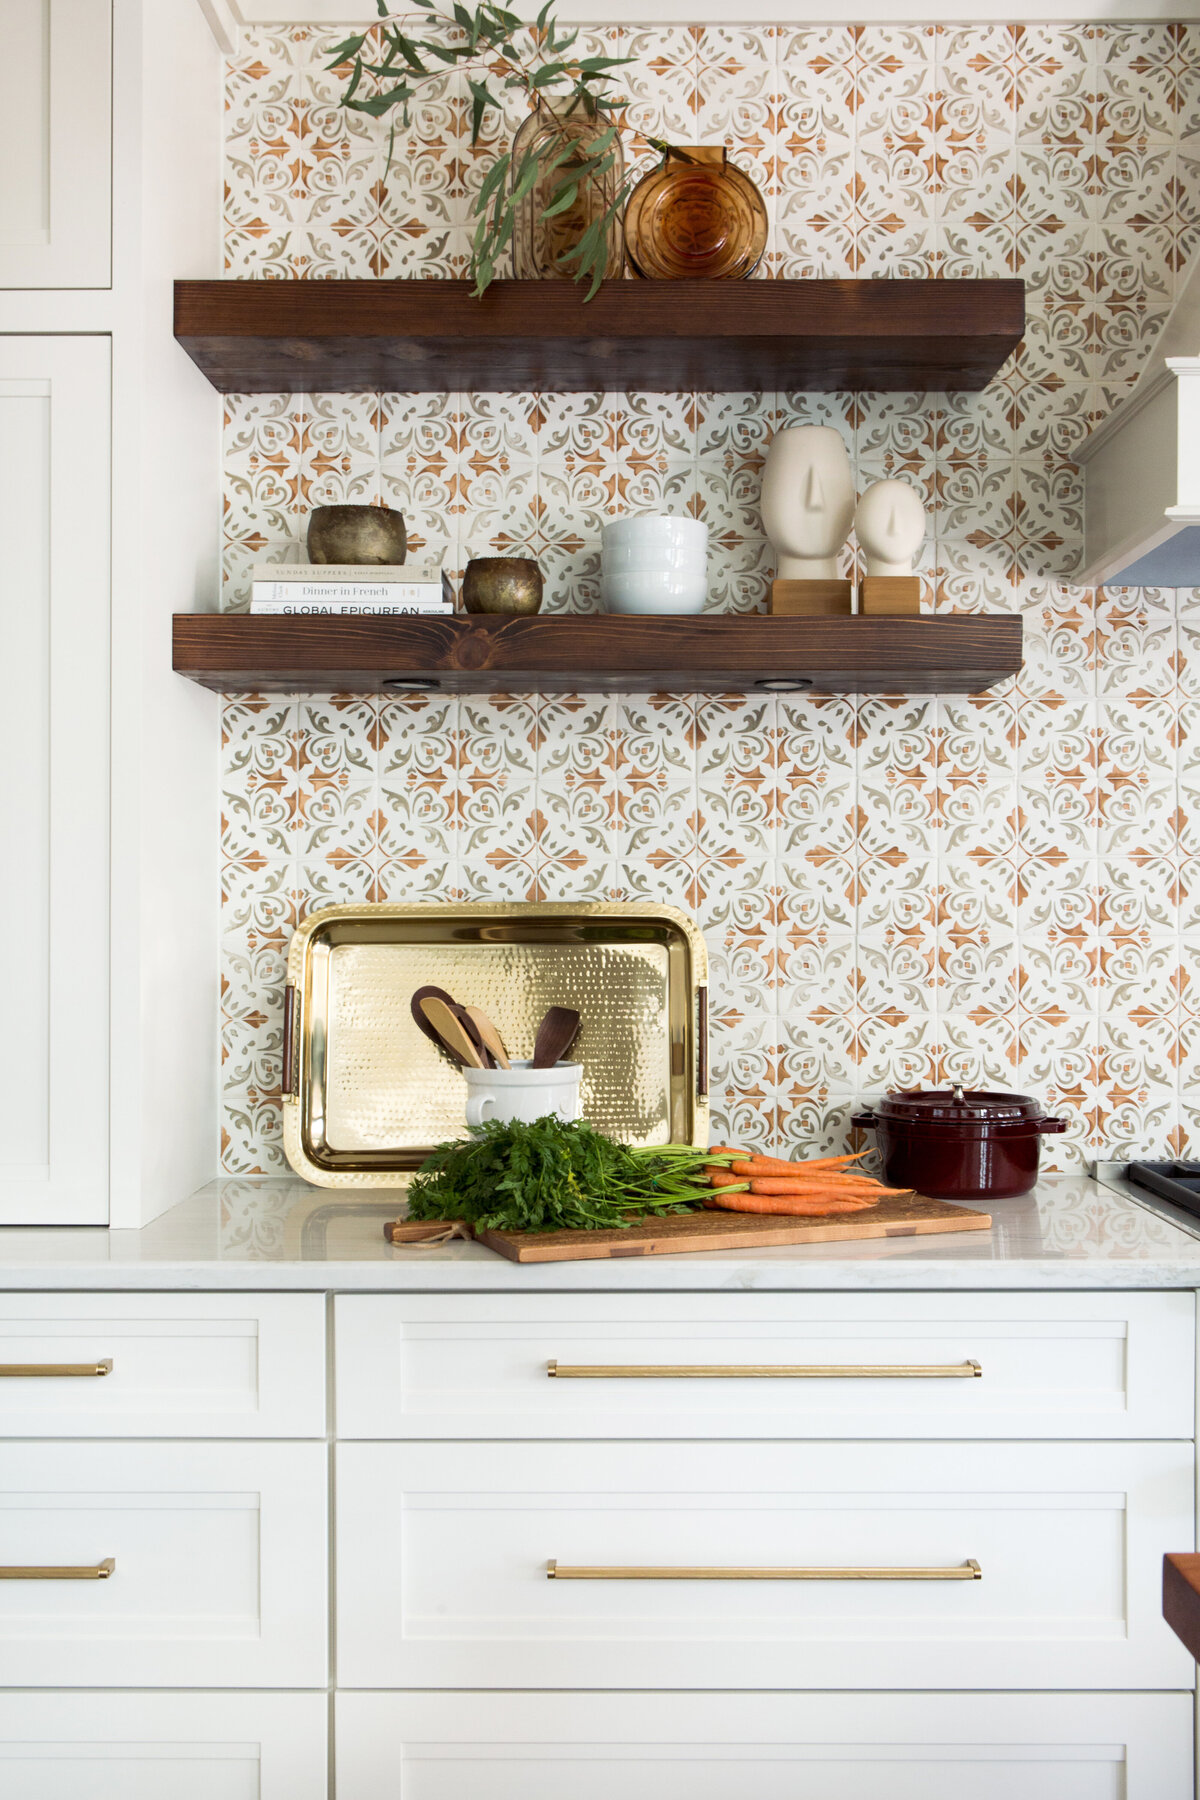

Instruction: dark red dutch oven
[851,1088,1068,1201]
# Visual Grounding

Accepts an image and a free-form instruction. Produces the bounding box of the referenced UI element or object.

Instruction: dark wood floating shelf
[172,613,1023,696]
[174,278,1025,394]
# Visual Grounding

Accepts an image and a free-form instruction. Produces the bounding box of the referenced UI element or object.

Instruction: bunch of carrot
[702,1146,912,1216]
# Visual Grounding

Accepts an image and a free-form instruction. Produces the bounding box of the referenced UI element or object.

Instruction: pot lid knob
[952,1083,965,1101]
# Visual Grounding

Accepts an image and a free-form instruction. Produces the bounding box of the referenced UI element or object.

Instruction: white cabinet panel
[0,1442,327,1686]
[0,1,111,286]
[333,1292,1196,1439]
[0,1294,326,1436]
[337,1439,1194,1691]
[0,337,108,1222]
[0,1692,326,1799]
[337,1691,1194,1800]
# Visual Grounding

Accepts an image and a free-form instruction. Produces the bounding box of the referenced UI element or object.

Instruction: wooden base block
[860,576,922,615]
[769,579,854,617]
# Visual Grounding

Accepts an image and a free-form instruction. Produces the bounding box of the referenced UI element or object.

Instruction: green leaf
[376,0,389,15]
[344,84,412,117]
[535,0,553,27]
[539,179,578,218]
[467,76,497,144]
[326,33,367,62]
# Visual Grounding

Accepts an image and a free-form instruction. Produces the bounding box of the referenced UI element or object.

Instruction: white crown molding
[195,0,242,52]
[221,1,1200,21]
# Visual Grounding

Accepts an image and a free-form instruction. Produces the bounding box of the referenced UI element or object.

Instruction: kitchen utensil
[601,515,708,615]
[451,1002,495,1068]
[463,1058,583,1129]
[410,984,461,1051]
[419,996,485,1069]
[384,1194,992,1262]
[281,901,708,1186]
[531,1005,581,1068]
[852,1088,1067,1201]
[461,1005,511,1070]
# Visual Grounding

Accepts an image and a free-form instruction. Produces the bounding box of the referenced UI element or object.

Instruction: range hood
[1078,252,1200,587]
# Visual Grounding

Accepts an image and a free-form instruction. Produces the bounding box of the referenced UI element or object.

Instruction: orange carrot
[747,1177,908,1198]
[728,1156,869,1178]
[705,1192,879,1216]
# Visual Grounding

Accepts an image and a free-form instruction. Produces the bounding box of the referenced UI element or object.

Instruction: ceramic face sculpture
[760,425,856,580]
[854,478,927,577]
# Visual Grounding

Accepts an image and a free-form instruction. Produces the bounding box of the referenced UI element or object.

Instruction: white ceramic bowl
[602,514,708,572]
[602,568,707,614]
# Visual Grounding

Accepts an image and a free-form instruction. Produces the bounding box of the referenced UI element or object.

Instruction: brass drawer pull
[0,1359,113,1378]
[547,1559,981,1582]
[0,1558,115,1580]
[546,1359,982,1380]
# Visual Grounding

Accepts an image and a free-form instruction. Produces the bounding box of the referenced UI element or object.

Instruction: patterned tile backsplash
[221,21,1200,1173]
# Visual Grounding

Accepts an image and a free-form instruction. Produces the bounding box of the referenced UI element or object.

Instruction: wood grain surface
[173,276,1025,394]
[384,1195,993,1262]
[1163,1553,1200,1660]
[173,612,1023,696]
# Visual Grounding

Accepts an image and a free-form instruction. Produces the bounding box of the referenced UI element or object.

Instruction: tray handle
[282,984,299,1098]
[696,985,708,1099]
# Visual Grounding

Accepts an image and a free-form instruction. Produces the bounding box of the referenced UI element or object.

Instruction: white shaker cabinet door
[336,1691,1194,1800]
[0,0,111,286]
[0,337,109,1221]
[0,1441,328,1687]
[337,1439,1194,1692]
[0,1692,327,1800]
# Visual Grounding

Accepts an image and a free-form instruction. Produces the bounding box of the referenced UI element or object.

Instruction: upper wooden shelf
[173,278,1025,394]
[172,612,1023,696]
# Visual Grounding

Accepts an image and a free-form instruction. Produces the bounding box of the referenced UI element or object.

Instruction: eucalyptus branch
[329,0,672,299]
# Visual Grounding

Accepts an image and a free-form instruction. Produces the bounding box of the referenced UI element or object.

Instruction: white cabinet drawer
[0,1692,326,1799]
[0,1442,327,1687]
[337,1691,1194,1800]
[0,1295,326,1436]
[334,1293,1195,1439]
[336,1440,1194,1691]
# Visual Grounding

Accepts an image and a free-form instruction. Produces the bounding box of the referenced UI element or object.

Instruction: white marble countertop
[0,1171,1198,1290]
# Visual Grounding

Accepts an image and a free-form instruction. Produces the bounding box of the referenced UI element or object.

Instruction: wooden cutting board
[385,1195,992,1263]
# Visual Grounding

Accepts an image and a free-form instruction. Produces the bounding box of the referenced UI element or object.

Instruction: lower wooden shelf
[172,612,1023,695]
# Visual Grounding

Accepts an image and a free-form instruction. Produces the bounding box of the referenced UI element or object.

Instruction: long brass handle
[547,1559,981,1581]
[0,1558,115,1580]
[546,1360,982,1380]
[0,1360,113,1378]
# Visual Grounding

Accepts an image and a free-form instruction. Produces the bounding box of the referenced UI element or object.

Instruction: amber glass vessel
[510,99,625,281]
[623,146,768,280]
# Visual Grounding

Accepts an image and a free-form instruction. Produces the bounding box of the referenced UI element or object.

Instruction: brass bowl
[461,556,544,616]
[307,504,407,566]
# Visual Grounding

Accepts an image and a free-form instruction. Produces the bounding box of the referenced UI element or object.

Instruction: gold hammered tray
[281,902,709,1188]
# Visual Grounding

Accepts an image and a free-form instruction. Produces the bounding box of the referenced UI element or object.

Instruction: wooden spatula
[531,1005,581,1068]
[461,1005,511,1070]
[419,996,485,1068]
[410,984,460,1050]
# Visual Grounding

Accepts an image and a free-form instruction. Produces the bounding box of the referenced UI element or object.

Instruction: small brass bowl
[461,556,544,616]
[307,503,407,566]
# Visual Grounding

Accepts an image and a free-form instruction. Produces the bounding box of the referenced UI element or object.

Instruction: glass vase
[510,98,625,282]
[623,146,768,280]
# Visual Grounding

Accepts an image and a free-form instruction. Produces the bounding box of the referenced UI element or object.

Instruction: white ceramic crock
[463,1059,583,1128]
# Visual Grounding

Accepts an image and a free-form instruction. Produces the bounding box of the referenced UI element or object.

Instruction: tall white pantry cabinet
[0,0,221,1226]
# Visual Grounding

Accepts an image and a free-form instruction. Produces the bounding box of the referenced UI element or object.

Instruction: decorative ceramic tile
[219,21,1200,1170]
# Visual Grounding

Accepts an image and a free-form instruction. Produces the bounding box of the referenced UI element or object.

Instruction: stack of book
[249,563,456,616]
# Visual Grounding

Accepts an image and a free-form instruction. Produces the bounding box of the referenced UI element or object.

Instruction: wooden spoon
[452,1002,495,1069]
[419,996,485,1068]
[410,984,460,1051]
[531,1005,581,1069]
[461,1004,511,1070]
